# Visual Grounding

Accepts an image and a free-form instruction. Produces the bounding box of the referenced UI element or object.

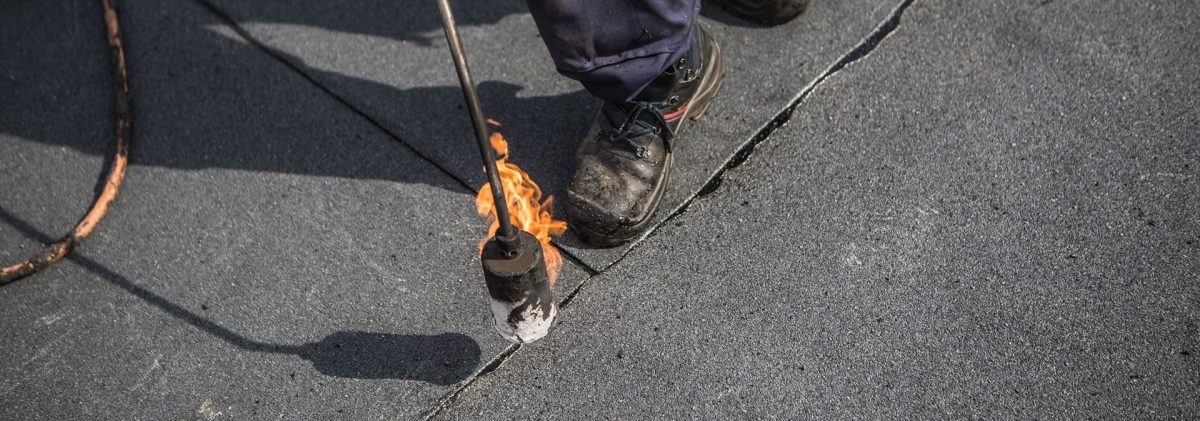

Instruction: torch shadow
[83,261,484,386]
[0,206,482,386]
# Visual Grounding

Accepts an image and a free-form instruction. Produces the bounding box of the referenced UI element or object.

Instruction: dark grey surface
[3,0,1197,418]
[0,0,112,262]
[442,0,1200,418]
[198,0,906,271]
[0,0,589,418]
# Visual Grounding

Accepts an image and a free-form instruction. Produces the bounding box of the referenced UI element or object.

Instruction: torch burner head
[480,230,556,344]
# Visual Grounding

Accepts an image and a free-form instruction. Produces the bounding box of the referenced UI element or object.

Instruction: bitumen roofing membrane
[1,0,1196,418]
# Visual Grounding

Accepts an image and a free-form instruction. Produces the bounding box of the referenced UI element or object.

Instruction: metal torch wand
[434,0,518,254]
[435,0,556,344]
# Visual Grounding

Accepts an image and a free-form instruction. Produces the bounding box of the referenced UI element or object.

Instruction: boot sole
[573,36,727,248]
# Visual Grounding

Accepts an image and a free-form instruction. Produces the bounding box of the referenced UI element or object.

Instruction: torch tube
[435,0,518,253]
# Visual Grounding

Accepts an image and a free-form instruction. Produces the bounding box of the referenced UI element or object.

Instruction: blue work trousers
[525,0,700,103]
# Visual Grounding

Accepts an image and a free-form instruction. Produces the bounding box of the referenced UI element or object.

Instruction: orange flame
[475,130,568,285]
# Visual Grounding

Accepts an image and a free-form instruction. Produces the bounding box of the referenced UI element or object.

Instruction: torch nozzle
[480,230,556,343]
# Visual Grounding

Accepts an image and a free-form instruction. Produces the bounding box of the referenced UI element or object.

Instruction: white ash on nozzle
[481,230,557,344]
[488,293,556,344]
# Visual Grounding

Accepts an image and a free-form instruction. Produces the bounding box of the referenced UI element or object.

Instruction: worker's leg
[524,0,700,103]
[523,0,726,247]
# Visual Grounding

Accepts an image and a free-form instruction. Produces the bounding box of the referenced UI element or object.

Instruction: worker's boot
[717,0,811,26]
[565,26,726,247]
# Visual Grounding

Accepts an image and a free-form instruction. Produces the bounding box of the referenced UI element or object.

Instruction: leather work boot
[717,0,811,26]
[565,26,726,247]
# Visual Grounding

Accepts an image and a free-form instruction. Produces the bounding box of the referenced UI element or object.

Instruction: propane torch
[435,0,556,343]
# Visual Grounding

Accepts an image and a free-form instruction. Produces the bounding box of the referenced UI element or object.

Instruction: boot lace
[602,101,675,158]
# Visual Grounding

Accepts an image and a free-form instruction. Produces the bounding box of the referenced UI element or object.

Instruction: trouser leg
[524,0,701,103]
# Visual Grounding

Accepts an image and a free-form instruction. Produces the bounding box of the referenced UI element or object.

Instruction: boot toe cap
[564,184,650,247]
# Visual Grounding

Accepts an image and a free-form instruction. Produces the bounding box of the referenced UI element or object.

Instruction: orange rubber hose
[1,0,131,285]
